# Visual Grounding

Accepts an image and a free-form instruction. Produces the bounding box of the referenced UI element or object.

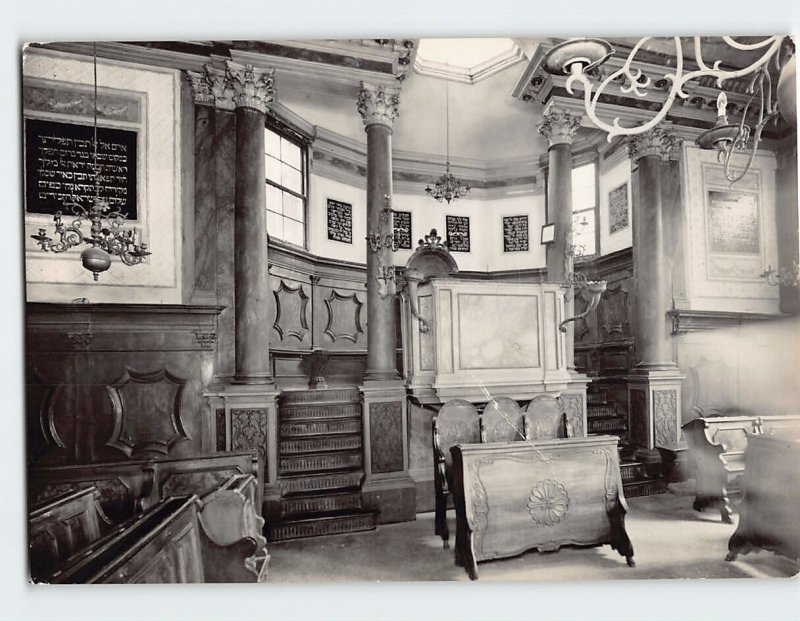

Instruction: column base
[231,373,276,386]
[360,381,415,523]
[205,382,280,517]
[626,369,684,451]
[364,369,402,383]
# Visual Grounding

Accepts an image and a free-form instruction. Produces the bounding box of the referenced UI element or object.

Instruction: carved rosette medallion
[226,61,276,114]
[357,82,400,129]
[527,479,570,526]
[537,106,582,147]
[653,389,678,446]
[626,125,681,163]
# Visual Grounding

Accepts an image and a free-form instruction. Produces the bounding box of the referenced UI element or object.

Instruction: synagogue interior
[18,35,800,597]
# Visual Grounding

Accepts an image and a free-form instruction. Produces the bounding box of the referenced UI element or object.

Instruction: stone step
[280,418,362,438]
[587,404,618,419]
[279,388,361,406]
[280,490,363,518]
[279,451,362,475]
[268,510,376,541]
[623,478,668,498]
[280,434,362,455]
[279,471,364,496]
[588,417,627,433]
[280,403,361,421]
[619,461,647,483]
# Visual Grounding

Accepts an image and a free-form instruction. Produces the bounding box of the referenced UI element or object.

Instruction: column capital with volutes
[225,61,276,114]
[357,82,400,130]
[185,63,236,111]
[626,125,682,164]
[537,105,583,147]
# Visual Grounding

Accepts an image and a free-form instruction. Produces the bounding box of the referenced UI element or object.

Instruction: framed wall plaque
[326,198,353,244]
[24,117,139,218]
[608,182,629,235]
[392,210,412,250]
[707,190,760,254]
[502,215,529,252]
[541,223,556,245]
[445,215,470,252]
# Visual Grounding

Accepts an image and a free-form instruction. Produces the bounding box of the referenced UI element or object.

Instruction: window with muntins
[571,161,598,257]
[265,124,307,248]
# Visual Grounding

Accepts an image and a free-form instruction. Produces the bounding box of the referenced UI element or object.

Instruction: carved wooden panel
[273,279,310,342]
[231,409,268,466]
[599,282,630,339]
[105,367,191,459]
[370,401,404,474]
[629,389,648,447]
[653,389,678,447]
[558,393,584,438]
[323,290,364,344]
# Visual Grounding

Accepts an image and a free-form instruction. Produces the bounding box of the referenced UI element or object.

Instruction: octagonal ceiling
[414,38,523,84]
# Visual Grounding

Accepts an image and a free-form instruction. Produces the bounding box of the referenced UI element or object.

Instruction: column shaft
[233,107,272,383]
[365,123,399,380]
[633,154,671,368]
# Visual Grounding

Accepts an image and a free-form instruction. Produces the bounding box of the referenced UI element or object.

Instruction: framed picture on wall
[706,190,760,254]
[502,215,529,252]
[445,215,470,252]
[541,223,556,245]
[326,198,353,243]
[608,182,629,235]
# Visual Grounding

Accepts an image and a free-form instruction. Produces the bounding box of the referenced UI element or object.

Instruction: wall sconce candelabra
[542,36,796,184]
[760,262,800,287]
[29,43,150,281]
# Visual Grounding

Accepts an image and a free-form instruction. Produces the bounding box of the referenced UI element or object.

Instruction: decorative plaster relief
[273,280,310,341]
[654,389,678,446]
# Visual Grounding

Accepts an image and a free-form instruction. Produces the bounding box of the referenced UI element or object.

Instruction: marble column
[775,144,799,314]
[357,82,401,382]
[227,61,276,385]
[626,125,684,455]
[190,62,281,520]
[538,105,582,371]
[356,82,415,523]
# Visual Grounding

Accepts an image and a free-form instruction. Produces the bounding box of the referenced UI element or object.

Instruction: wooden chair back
[524,395,567,440]
[433,399,480,468]
[480,397,526,443]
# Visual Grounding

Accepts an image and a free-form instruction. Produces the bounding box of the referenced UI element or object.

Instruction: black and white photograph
[4,8,800,620]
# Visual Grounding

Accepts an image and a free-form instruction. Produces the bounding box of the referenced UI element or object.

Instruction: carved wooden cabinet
[451,435,634,579]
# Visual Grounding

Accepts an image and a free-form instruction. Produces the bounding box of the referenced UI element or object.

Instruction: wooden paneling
[26,303,222,466]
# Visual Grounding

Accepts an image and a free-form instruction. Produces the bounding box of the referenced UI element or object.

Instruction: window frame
[570,157,600,261]
[264,116,310,250]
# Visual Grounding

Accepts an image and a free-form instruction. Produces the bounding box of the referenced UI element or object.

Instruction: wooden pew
[29,486,113,582]
[727,430,800,563]
[682,415,800,523]
[198,474,270,583]
[49,496,205,584]
[450,435,634,580]
[29,450,261,523]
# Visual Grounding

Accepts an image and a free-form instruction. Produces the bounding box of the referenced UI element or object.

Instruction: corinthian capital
[537,106,582,147]
[626,125,682,163]
[357,82,400,129]
[185,64,235,110]
[225,61,276,114]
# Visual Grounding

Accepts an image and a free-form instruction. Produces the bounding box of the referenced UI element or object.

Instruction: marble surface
[457,293,539,370]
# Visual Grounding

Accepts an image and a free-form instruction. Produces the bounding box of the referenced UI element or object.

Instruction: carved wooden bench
[682,414,800,523]
[48,496,206,583]
[198,474,270,583]
[451,435,634,579]
[432,395,569,549]
[29,486,113,582]
[29,450,261,523]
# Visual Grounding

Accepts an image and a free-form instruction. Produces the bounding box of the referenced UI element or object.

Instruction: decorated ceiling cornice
[512,38,793,144]
[32,39,418,99]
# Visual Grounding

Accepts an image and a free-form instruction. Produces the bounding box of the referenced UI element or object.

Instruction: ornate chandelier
[541,36,796,183]
[30,44,150,281]
[426,80,471,203]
